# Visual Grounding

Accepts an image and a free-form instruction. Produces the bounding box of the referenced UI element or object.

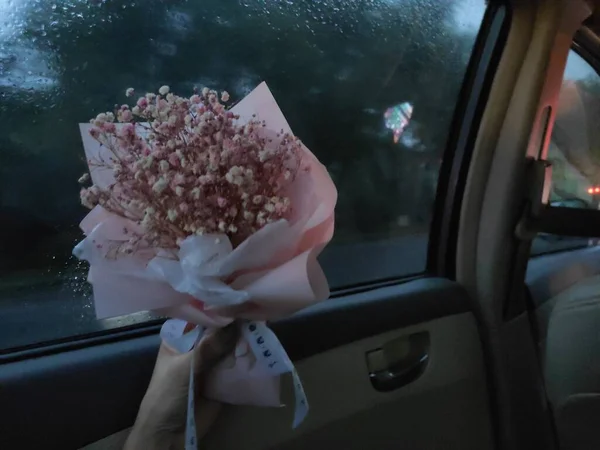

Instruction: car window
[532,49,600,256]
[550,50,600,208]
[0,0,487,351]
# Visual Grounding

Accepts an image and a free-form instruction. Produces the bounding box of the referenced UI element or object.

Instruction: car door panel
[1,278,493,450]
[0,333,160,450]
[205,312,491,450]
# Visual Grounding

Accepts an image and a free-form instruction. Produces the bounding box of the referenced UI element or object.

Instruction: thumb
[193,323,239,376]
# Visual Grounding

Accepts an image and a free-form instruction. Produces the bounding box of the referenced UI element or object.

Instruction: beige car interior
[81,0,600,449]
[463,0,600,449]
[84,309,493,450]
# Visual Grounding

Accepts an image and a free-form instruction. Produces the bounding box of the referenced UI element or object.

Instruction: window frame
[0,0,510,362]
[428,0,511,278]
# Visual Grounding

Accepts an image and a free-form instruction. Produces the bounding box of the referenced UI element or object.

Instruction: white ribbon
[241,321,309,428]
[160,319,308,450]
[160,321,202,450]
[186,351,198,450]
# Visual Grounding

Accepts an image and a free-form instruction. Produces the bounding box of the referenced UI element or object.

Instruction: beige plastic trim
[81,313,491,450]
[457,0,592,328]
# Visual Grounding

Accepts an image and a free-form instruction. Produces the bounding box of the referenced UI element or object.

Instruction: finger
[194,323,239,375]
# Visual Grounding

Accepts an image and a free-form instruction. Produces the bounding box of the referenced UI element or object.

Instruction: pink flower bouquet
[73,82,337,429]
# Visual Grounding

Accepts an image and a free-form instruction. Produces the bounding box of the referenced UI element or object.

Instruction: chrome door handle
[366,331,430,392]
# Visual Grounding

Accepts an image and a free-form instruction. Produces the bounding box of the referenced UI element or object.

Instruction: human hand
[125,324,238,450]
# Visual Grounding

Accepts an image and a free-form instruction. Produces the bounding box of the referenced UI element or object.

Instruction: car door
[0,1,511,449]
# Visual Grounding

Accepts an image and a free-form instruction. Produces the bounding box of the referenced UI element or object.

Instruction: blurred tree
[0,0,483,270]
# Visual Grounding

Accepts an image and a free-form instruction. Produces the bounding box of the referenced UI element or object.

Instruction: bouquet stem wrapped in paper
[73,83,337,437]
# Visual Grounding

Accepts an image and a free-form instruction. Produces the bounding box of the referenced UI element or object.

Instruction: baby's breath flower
[152,177,168,194]
[225,166,245,185]
[167,209,178,222]
[81,85,304,251]
[119,109,133,122]
[142,156,154,169]
[159,160,169,173]
[173,173,185,185]
[141,214,153,229]
[259,150,271,162]
[136,97,148,108]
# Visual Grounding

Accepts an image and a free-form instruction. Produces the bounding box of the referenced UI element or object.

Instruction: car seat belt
[511,157,559,446]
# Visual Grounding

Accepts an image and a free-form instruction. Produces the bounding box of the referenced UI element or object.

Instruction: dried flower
[167,209,178,222]
[152,177,168,194]
[125,88,135,97]
[81,85,305,252]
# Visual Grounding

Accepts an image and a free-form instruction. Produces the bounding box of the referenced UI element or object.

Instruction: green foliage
[0,0,481,240]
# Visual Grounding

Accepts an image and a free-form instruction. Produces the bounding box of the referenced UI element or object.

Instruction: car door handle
[366,331,430,392]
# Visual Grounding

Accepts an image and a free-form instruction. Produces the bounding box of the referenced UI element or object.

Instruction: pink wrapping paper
[74,82,337,407]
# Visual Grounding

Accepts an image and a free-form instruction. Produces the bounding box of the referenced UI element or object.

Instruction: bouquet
[73,82,337,437]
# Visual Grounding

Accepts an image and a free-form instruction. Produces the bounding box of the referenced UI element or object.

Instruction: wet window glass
[0,0,487,350]
[532,50,600,256]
